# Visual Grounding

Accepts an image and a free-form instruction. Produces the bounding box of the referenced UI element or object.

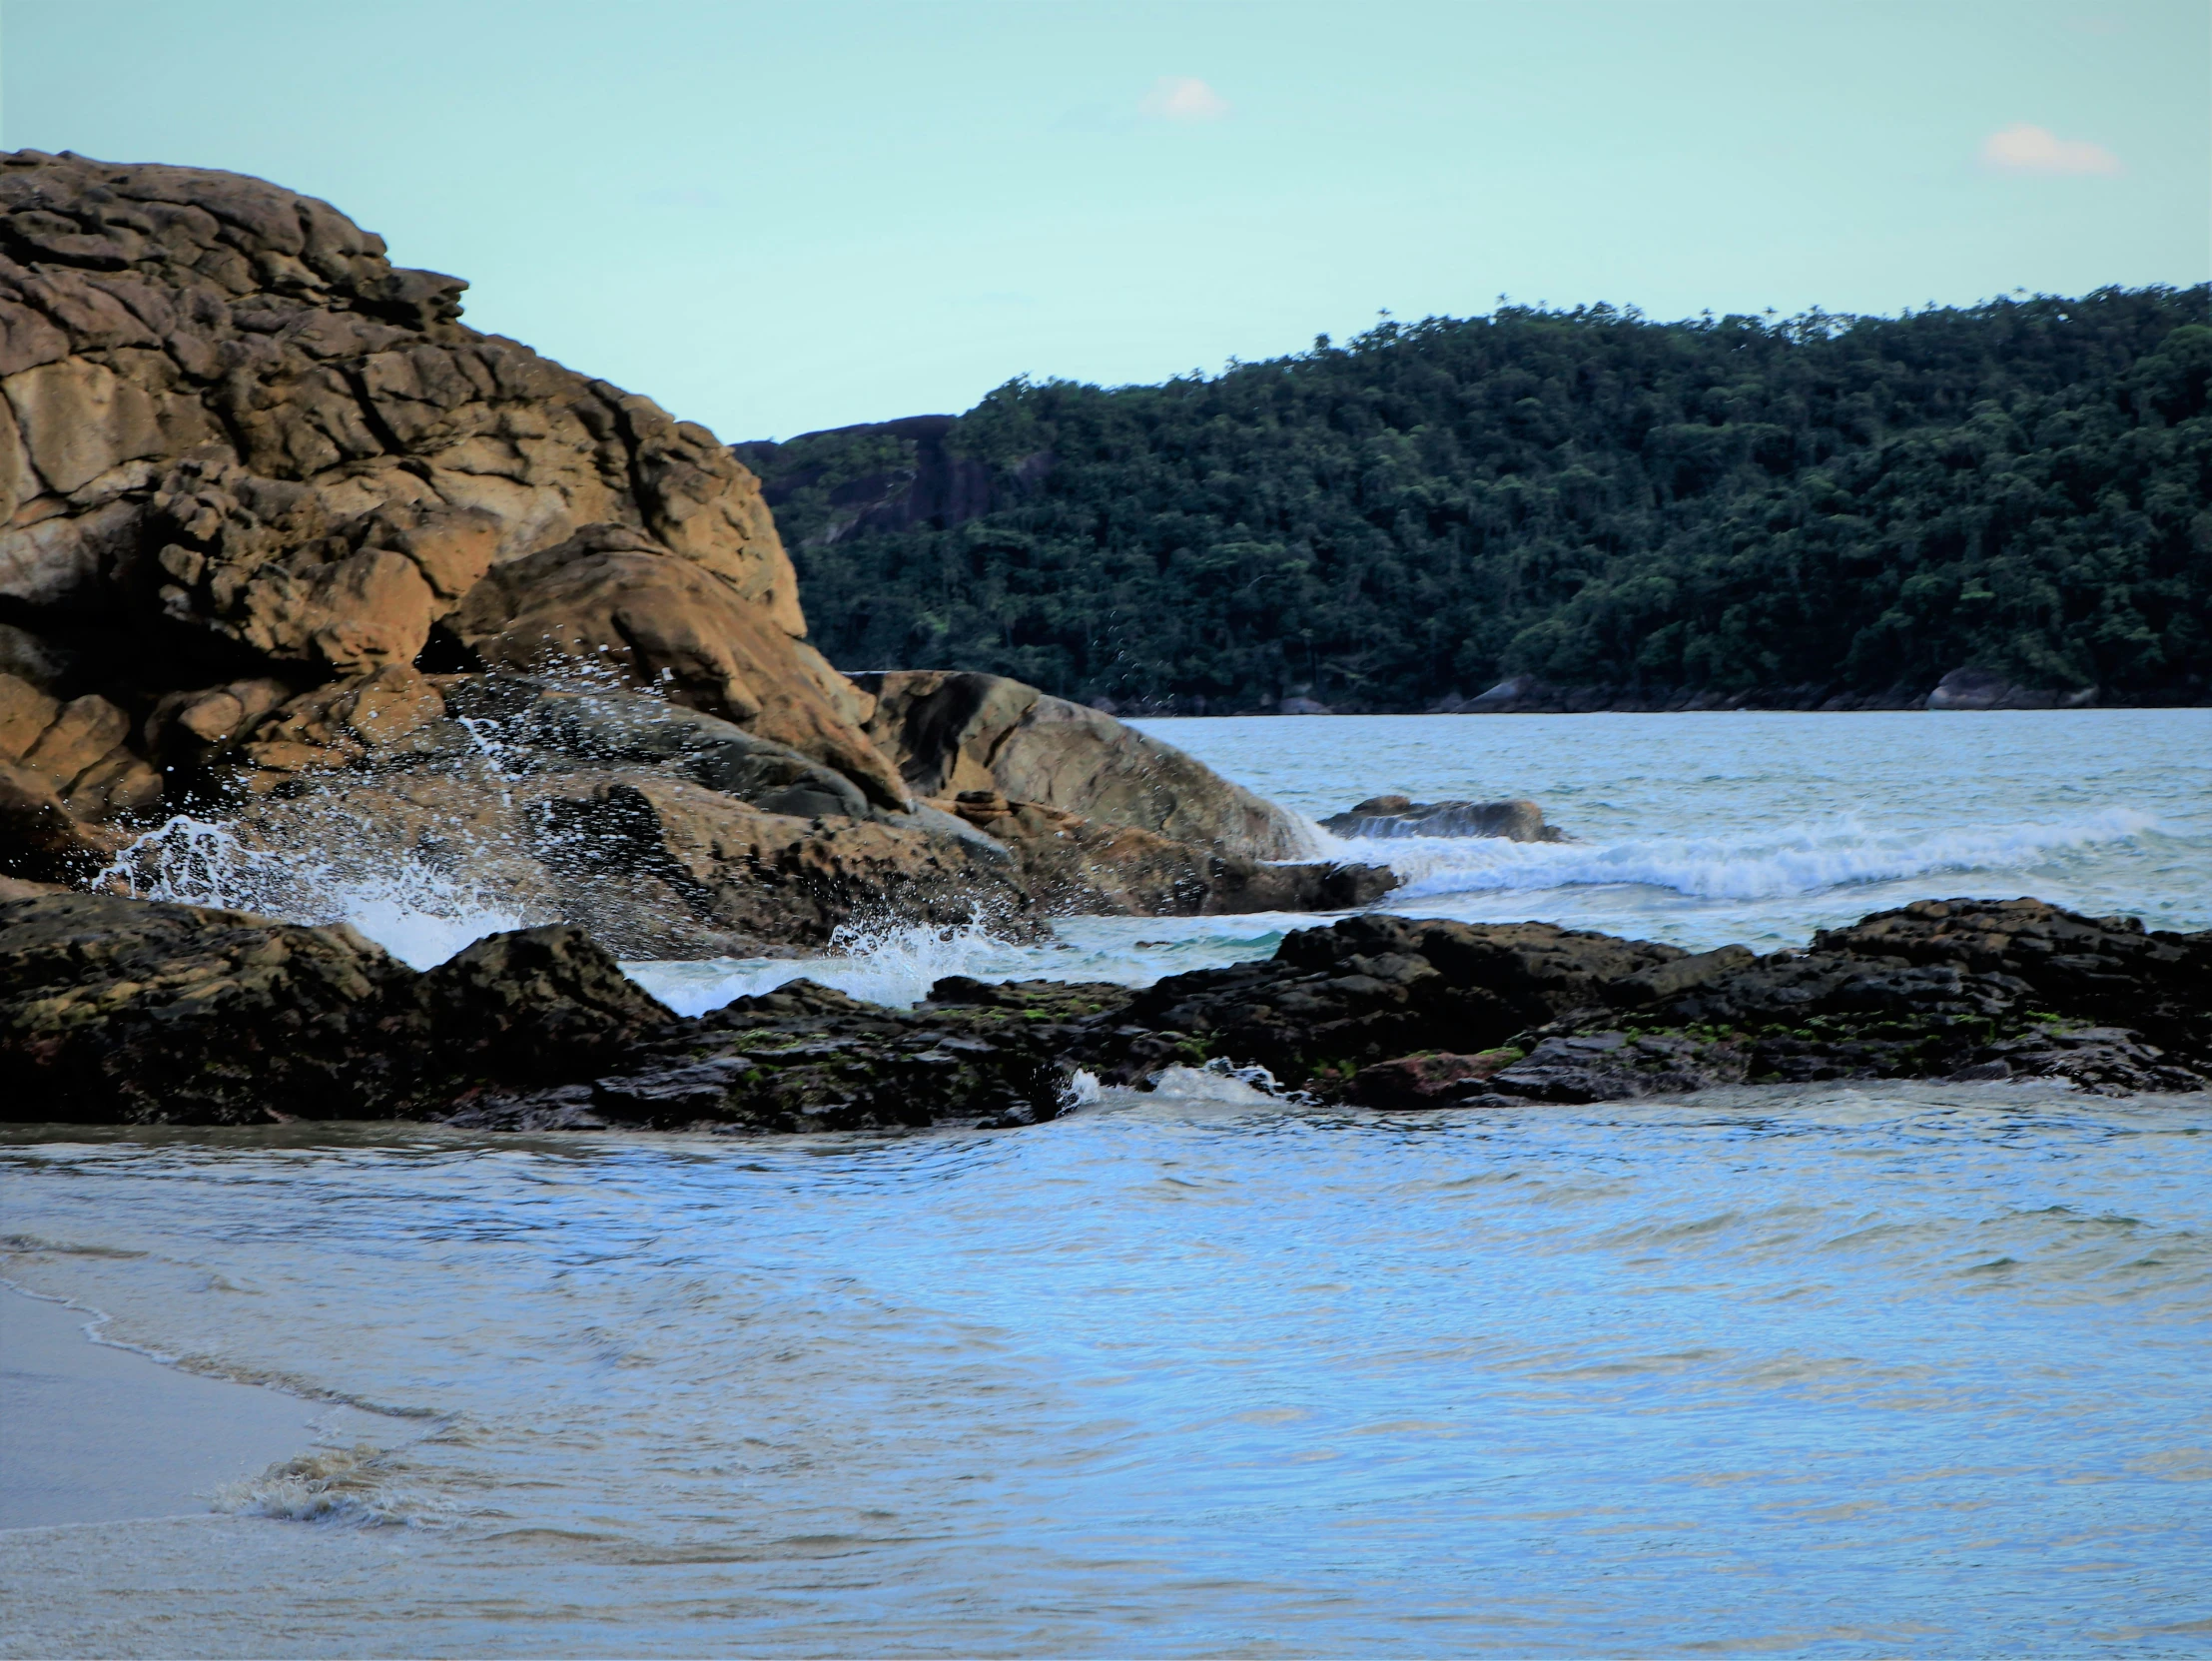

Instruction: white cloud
[1978,123,2122,176]
[1139,75,1229,122]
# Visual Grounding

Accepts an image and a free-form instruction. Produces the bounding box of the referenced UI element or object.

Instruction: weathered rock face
[1319,794,1564,842]
[855,670,1314,860]
[931,788,1395,919]
[0,148,894,830]
[172,674,1037,958]
[0,153,1369,945]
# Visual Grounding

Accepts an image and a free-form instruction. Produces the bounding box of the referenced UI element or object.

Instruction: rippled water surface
[630,710,2212,1012]
[7,1081,2212,1656]
[6,712,2211,1656]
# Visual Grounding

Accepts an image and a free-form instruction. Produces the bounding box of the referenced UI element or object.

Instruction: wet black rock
[1348,898,2212,1108]
[1083,913,1687,1091]
[0,892,417,1123]
[450,974,1133,1135]
[4,892,2204,1132]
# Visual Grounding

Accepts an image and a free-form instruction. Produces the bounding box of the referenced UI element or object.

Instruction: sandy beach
[1,1287,331,1531]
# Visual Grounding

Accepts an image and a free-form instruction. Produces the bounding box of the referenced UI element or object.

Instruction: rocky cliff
[0,153,1376,946]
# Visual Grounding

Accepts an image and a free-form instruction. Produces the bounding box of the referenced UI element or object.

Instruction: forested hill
[738,287,2212,712]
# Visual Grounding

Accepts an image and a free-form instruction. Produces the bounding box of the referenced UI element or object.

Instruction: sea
[4,710,2210,1657]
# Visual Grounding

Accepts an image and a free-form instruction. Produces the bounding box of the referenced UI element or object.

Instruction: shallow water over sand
[6,710,2211,1655]
[5,1081,2211,1655]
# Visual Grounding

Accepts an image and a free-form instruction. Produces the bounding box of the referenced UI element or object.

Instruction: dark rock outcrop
[0,891,422,1121]
[1320,794,1564,842]
[0,890,1117,1131]
[1083,914,1687,1090]
[459,974,1128,1135]
[1351,899,2212,1107]
[1069,900,2211,1106]
[3,892,2205,1131]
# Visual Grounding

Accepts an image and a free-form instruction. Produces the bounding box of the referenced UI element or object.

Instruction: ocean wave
[1318,809,2160,903]
[212,1443,445,1528]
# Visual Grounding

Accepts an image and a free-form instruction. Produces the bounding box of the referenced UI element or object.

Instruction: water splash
[212,1444,445,1528]
[99,815,534,970]
[625,908,1038,1016]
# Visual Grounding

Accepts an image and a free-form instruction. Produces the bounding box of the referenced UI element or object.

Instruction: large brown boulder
[0,148,896,838]
[0,152,1371,946]
[856,669,1313,860]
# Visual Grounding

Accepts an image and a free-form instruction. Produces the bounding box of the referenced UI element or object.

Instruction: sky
[4,0,2206,441]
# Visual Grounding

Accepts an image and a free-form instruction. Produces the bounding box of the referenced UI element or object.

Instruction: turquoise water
[5,711,2210,1656]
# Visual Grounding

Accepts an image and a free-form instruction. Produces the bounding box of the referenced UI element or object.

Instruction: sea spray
[100,814,536,970]
[625,907,1037,1015]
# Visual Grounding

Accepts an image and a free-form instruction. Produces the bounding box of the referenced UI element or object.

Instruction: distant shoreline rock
[1319,795,1565,843]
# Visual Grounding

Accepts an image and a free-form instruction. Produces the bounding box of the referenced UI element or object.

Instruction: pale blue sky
[5,1,2205,439]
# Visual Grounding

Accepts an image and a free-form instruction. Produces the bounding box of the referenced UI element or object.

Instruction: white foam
[212,1443,443,1528]
[1315,809,2159,903]
[625,910,1038,1016]
[100,816,532,970]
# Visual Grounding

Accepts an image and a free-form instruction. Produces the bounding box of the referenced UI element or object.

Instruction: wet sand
[0,1288,328,1529]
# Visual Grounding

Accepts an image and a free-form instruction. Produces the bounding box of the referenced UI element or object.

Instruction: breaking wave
[1319,809,2161,903]
[99,815,535,970]
[212,1444,446,1528]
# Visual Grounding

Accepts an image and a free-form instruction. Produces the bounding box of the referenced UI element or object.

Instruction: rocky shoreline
[5,892,2204,1132]
[0,152,1397,952]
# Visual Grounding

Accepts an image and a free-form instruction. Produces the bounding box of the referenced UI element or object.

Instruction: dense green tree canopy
[752,288,2211,710]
